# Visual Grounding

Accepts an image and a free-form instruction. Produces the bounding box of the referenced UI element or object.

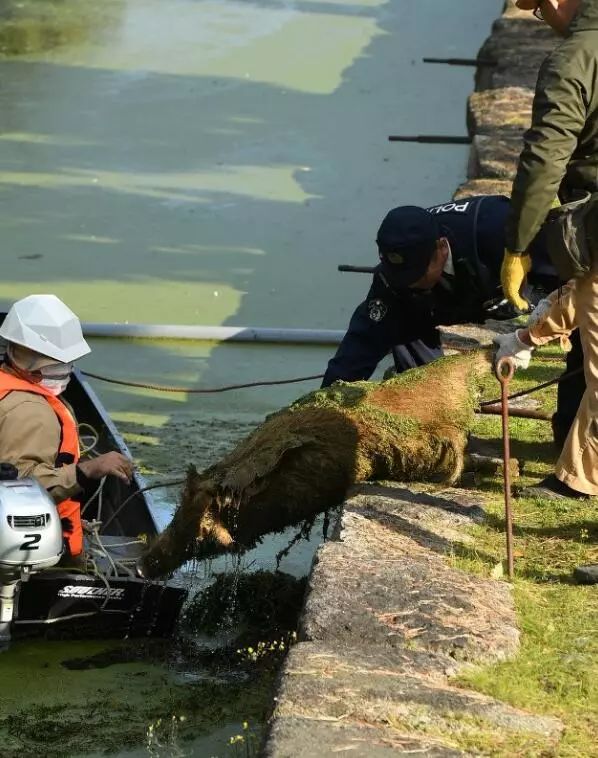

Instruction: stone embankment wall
[263,3,564,755]
[457,0,557,200]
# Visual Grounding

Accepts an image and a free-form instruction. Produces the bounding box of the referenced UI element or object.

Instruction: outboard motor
[0,464,63,649]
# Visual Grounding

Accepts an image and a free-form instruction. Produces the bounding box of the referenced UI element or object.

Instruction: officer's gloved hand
[501,250,532,312]
[493,329,535,370]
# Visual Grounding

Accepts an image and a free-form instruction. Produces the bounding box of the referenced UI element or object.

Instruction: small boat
[0,317,187,644]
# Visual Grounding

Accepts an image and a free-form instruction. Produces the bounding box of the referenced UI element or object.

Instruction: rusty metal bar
[338,265,376,273]
[496,357,516,580]
[388,135,472,144]
[479,405,550,421]
[422,57,497,67]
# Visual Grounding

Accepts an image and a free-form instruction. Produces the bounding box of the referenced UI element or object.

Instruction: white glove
[527,297,552,328]
[493,329,534,370]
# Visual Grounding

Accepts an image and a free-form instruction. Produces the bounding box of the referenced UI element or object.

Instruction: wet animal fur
[141,351,491,578]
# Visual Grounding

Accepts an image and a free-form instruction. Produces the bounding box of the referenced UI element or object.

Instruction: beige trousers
[529,274,598,494]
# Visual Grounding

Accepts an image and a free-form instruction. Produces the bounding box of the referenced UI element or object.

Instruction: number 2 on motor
[20,534,41,551]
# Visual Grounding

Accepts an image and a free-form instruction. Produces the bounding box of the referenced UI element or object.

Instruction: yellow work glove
[500,250,532,312]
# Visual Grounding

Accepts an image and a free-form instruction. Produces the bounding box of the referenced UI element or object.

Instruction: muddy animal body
[141,352,490,578]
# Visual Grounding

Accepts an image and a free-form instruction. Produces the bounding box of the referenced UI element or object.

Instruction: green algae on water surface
[0,638,278,757]
[0,0,116,57]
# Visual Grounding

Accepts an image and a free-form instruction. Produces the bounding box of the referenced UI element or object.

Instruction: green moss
[355,403,421,434]
[293,353,483,439]
[293,353,483,418]
[290,380,370,411]
[384,352,466,383]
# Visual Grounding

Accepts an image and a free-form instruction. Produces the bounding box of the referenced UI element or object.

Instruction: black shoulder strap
[463,195,493,300]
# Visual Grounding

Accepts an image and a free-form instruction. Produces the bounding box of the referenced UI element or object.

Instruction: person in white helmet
[0,294,134,558]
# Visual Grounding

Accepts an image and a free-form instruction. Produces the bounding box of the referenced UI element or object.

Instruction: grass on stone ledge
[448,347,597,758]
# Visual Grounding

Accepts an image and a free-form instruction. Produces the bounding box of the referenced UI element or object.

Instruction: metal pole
[422,57,497,67]
[81,323,346,345]
[337,265,377,274]
[496,357,516,580]
[388,135,472,144]
[479,405,550,421]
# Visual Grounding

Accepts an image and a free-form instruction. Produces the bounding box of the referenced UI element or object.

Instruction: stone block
[453,178,512,199]
[468,88,533,136]
[468,134,522,179]
[264,485,563,757]
[475,18,557,91]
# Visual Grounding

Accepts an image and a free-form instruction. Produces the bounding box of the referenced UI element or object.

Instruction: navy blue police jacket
[322,195,555,387]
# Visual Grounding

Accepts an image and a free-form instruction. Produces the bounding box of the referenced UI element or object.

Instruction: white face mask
[39,362,73,396]
[39,376,71,396]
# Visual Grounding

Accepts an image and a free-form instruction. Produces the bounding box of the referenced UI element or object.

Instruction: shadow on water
[0,0,502,753]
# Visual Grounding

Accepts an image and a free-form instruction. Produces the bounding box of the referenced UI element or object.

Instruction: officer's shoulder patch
[368,299,388,322]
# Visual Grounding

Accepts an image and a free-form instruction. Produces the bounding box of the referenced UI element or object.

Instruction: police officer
[322,194,555,388]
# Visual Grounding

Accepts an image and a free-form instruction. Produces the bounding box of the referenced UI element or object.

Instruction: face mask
[39,376,71,396]
[39,362,73,396]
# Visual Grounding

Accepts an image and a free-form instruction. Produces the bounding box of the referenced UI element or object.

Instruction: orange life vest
[0,369,83,556]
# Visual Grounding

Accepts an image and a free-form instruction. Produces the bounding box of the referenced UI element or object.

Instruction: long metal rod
[388,135,472,144]
[479,405,550,421]
[480,366,584,407]
[497,357,516,580]
[338,265,376,274]
[422,57,497,67]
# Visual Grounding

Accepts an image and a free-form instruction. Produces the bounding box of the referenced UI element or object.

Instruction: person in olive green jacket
[502,0,590,446]
[502,0,590,296]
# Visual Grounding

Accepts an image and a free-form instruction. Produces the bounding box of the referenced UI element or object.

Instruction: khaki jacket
[528,273,598,494]
[0,390,82,504]
[528,282,577,347]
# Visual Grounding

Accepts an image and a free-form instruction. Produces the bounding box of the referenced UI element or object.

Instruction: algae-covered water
[0,0,501,754]
[1,635,295,757]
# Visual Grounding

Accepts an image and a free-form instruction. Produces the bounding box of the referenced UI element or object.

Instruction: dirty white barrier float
[81,323,345,345]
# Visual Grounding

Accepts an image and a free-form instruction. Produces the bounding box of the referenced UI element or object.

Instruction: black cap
[376,206,440,288]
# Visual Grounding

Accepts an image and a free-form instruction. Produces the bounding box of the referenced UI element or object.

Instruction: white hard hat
[0,294,90,363]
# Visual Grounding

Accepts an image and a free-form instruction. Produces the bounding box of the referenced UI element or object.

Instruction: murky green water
[0,0,501,754]
[0,636,280,757]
